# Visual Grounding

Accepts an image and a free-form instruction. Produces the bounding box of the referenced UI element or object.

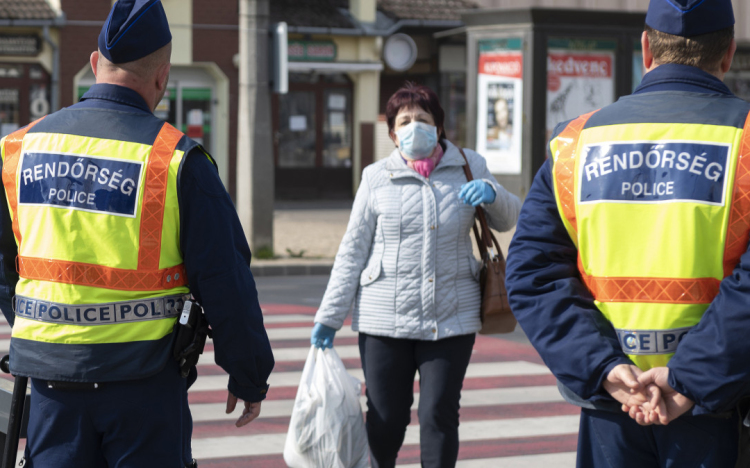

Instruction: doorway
[273,73,353,200]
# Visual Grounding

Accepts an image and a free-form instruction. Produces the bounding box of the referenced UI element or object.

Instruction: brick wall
[193,0,239,199]
[59,0,110,108]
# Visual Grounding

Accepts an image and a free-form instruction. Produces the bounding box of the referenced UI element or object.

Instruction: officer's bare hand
[630,367,694,426]
[226,392,262,428]
[603,364,659,410]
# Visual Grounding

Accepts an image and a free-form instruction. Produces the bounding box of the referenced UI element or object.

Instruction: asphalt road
[255,274,531,345]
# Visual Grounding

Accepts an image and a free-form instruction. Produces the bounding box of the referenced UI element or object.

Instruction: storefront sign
[476,38,524,175]
[0,35,40,56]
[288,41,337,62]
[547,38,616,142]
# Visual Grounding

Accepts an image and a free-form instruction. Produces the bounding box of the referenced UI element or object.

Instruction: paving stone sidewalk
[250,200,514,277]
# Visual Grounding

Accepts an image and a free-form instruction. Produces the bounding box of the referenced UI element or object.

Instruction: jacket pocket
[360,254,383,286]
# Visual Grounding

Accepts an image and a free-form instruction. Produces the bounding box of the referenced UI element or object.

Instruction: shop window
[273,73,354,199]
[323,90,352,168]
[278,91,317,168]
[0,88,19,137]
[273,73,353,169]
[441,72,467,148]
[0,63,50,138]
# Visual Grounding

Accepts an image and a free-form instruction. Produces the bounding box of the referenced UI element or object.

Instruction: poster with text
[476,38,524,174]
[547,39,616,142]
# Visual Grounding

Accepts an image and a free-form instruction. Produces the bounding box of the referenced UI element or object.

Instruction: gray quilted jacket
[315,140,521,340]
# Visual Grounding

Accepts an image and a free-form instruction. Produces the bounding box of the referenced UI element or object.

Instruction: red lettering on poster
[478,53,523,79]
[547,53,613,78]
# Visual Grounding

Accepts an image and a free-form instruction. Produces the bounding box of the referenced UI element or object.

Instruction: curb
[250,260,334,277]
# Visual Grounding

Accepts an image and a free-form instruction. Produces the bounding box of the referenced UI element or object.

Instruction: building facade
[270,0,475,199]
[4,0,748,202]
[473,0,749,42]
[0,0,63,140]
[62,0,238,195]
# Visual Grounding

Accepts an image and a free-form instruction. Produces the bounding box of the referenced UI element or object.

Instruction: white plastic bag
[283,346,370,468]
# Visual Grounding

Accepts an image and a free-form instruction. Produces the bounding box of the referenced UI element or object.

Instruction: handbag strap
[458,148,504,260]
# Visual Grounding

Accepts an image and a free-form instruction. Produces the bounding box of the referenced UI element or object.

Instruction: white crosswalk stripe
[266,325,357,340]
[189,360,552,390]
[262,314,313,324]
[189,385,564,422]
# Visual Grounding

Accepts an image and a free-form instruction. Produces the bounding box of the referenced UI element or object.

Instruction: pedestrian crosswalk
[190,304,580,466]
[0,304,581,466]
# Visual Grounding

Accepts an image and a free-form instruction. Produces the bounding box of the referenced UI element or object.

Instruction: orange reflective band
[138,122,183,270]
[2,117,45,246]
[553,111,597,234]
[723,112,750,278]
[580,273,720,304]
[18,257,187,291]
[577,256,719,304]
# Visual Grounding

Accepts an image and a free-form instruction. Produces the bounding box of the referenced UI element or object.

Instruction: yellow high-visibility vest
[551,110,750,370]
[0,111,199,381]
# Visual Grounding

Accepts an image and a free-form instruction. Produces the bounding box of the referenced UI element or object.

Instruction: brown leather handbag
[458,148,517,335]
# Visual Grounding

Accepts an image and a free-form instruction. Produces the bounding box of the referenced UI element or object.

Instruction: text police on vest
[23,160,137,206]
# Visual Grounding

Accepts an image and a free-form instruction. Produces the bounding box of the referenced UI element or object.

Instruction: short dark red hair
[385,82,446,140]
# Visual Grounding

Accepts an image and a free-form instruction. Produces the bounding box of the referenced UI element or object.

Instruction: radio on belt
[180,300,194,326]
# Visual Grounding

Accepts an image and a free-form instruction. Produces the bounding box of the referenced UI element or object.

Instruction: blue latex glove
[311,322,336,349]
[459,180,496,206]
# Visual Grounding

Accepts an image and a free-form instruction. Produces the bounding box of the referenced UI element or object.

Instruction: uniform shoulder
[587,92,750,130]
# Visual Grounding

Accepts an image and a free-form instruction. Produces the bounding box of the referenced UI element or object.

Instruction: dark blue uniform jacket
[506,64,750,414]
[0,84,274,403]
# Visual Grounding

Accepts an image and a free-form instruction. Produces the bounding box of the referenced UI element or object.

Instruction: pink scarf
[406,144,444,178]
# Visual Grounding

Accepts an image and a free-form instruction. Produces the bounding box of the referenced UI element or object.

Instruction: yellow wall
[0,27,56,74]
[350,0,377,23]
[162,0,193,65]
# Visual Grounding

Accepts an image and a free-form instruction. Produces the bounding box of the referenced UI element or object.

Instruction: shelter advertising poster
[546,38,616,142]
[476,38,523,174]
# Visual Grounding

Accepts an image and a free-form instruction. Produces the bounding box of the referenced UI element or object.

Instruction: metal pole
[2,376,27,468]
[237,0,274,254]
[42,26,60,113]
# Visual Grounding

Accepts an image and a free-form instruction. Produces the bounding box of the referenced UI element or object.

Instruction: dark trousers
[577,407,739,468]
[23,360,193,468]
[358,332,475,468]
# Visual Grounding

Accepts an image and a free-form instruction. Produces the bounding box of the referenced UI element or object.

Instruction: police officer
[505,0,745,465]
[0,1,274,466]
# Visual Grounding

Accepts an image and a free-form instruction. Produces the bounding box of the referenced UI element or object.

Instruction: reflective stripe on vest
[14,294,188,325]
[1,117,45,246]
[552,110,750,370]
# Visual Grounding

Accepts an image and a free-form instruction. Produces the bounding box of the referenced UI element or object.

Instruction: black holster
[172,299,211,378]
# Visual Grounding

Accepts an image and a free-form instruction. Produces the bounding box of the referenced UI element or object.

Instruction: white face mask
[396,122,438,160]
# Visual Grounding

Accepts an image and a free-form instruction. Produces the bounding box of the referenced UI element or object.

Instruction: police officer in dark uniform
[0,1,274,467]
[506,0,747,466]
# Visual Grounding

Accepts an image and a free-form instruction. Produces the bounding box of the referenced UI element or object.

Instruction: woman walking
[311,83,521,468]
